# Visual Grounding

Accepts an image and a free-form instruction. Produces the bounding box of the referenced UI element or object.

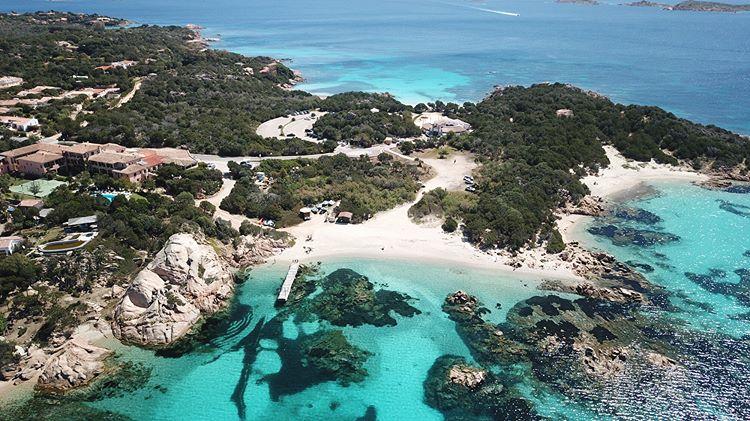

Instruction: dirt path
[114,77,143,108]
[198,178,250,230]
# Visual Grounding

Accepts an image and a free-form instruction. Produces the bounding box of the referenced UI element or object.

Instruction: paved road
[193,144,396,172]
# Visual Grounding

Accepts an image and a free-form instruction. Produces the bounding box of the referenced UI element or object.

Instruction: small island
[625,0,750,12]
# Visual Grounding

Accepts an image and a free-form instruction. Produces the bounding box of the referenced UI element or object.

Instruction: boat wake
[469,6,520,16]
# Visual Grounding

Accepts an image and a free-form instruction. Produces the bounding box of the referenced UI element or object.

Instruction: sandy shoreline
[558,145,707,244]
[276,146,708,284]
[276,152,579,283]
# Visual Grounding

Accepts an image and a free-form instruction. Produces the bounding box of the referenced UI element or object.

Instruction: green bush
[442,217,458,233]
[399,141,416,155]
[546,229,566,254]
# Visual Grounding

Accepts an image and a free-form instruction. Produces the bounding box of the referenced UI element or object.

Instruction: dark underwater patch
[230,317,266,420]
[525,295,575,316]
[685,269,750,307]
[717,199,750,218]
[724,185,750,194]
[626,260,655,273]
[261,329,370,401]
[614,207,662,224]
[156,303,254,358]
[588,225,680,247]
[355,405,378,421]
[292,268,421,328]
[590,326,617,343]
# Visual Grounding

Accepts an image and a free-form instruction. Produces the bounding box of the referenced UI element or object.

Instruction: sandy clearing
[256,111,327,143]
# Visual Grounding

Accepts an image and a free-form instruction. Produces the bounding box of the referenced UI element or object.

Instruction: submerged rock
[685,268,750,307]
[718,199,750,218]
[443,291,526,365]
[625,260,655,273]
[112,233,234,346]
[292,268,421,327]
[587,225,680,247]
[613,207,662,224]
[423,355,539,420]
[261,328,371,400]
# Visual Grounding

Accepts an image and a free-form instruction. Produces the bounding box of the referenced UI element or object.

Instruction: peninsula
[0,10,748,419]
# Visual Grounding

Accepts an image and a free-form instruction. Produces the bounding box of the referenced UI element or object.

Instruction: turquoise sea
[69,182,750,420]
[2,0,750,134]
[3,1,750,418]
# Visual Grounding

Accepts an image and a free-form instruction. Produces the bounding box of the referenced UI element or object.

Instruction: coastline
[558,145,707,244]
[0,16,733,410]
[272,145,710,288]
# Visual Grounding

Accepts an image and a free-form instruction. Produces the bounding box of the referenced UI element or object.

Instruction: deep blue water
[3,2,750,418]
[2,0,749,134]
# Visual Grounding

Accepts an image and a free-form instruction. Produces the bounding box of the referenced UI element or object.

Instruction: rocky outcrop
[443,291,526,365]
[564,195,607,216]
[37,341,111,392]
[112,233,233,346]
[553,244,654,301]
[540,279,645,304]
[447,364,487,389]
[423,355,538,419]
[232,234,290,267]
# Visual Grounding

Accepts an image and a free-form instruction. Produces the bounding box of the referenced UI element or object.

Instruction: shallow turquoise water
[3,0,749,133]
[42,182,747,419]
[581,181,750,337]
[89,258,589,420]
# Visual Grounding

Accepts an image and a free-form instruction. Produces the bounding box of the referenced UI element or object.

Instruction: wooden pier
[276,261,300,305]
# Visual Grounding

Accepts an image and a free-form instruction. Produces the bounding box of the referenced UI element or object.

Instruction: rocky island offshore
[0,10,749,419]
[624,0,750,12]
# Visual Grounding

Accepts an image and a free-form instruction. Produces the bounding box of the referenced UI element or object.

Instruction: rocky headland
[624,0,750,12]
[112,233,235,346]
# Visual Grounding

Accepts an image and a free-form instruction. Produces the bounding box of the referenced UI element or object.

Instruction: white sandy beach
[276,152,583,282]
[558,145,707,243]
[255,111,327,143]
[273,145,709,283]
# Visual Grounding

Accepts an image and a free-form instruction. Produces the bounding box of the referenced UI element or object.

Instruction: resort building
[0,116,40,132]
[95,60,138,72]
[0,142,195,181]
[18,199,44,210]
[0,236,24,255]
[1,143,67,175]
[63,215,98,232]
[64,142,105,168]
[17,150,66,176]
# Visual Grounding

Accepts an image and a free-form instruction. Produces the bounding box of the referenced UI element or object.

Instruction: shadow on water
[230,317,266,420]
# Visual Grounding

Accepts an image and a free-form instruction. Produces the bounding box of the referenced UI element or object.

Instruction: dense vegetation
[155,163,223,197]
[76,48,329,155]
[0,12,332,156]
[447,83,749,250]
[221,153,426,225]
[313,93,421,147]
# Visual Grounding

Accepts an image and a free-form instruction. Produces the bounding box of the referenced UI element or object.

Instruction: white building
[0,236,24,255]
